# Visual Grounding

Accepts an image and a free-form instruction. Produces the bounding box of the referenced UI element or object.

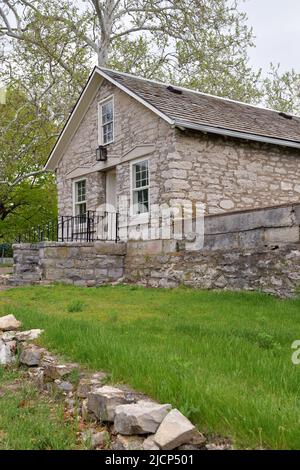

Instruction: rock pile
[0,313,230,451]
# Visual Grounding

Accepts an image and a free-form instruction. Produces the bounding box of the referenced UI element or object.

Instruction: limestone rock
[143,435,160,450]
[20,345,42,366]
[112,434,144,451]
[27,367,44,389]
[154,409,196,450]
[82,430,109,449]
[0,340,15,365]
[0,314,21,331]
[6,340,17,354]
[77,372,108,398]
[15,329,43,342]
[44,363,77,380]
[1,331,17,342]
[54,379,73,392]
[114,400,171,435]
[87,385,132,422]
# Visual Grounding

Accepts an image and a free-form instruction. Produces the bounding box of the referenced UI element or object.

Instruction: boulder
[44,363,77,380]
[15,329,43,342]
[154,409,196,450]
[87,385,132,422]
[20,346,43,366]
[0,314,21,331]
[114,400,171,435]
[0,339,15,365]
[111,434,144,451]
[143,435,160,450]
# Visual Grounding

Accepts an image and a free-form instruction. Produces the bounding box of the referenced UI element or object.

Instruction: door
[105,169,117,240]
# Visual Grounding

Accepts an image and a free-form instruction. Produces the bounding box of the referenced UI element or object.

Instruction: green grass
[0,368,80,450]
[1,284,300,449]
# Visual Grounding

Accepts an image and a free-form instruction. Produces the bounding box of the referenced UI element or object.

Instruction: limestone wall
[12,204,300,297]
[124,204,300,297]
[170,129,300,215]
[13,242,126,287]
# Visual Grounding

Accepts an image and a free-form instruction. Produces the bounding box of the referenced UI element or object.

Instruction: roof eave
[175,120,300,150]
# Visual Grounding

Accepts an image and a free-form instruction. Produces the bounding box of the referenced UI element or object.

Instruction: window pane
[133,160,149,189]
[103,122,113,144]
[102,101,113,125]
[76,180,86,203]
[133,188,149,214]
[75,202,86,217]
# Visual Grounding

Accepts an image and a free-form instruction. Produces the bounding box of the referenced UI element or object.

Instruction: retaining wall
[12,203,300,297]
[13,241,126,287]
[124,204,300,297]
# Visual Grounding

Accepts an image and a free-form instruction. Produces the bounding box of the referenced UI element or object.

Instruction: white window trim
[98,95,114,146]
[130,158,150,221]
[72,177,87,217]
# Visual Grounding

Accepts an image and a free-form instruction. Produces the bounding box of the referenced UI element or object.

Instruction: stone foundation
[12,204,300,297]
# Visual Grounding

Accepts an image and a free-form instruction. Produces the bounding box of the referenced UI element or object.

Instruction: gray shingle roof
[100,68,300,148]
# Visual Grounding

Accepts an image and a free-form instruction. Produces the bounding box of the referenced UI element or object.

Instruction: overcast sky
[244,0,300,72]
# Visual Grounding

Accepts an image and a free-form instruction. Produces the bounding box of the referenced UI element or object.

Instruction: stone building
[45,66,300,234]
[12,68,300,295]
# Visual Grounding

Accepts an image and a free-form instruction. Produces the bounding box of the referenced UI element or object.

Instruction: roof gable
[45,67,300,170]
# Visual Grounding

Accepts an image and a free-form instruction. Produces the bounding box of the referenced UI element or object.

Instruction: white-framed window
[98,96,114,145]
[73,179,87,217]
[131,159,150,215]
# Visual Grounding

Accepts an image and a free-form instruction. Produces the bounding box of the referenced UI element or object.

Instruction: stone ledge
[94,241,126,255]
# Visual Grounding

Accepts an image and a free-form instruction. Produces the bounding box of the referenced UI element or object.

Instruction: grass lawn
[1,284,300,449]
[0,368,80,450]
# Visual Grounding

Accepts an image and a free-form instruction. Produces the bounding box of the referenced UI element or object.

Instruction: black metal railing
[16,211,119,244]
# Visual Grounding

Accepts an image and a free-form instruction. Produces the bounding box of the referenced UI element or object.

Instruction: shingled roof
[99,67,300,149]
[45,67,300,170]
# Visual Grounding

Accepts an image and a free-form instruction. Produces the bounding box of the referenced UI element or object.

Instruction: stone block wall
[124,204,300,297]
[169,129,300,215]
[12,242,126,287]
[12,204,300,297]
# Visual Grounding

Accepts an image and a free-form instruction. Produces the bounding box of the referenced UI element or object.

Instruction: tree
[0,0,261,100]
[0,83,57,241]
[262,64,300,116]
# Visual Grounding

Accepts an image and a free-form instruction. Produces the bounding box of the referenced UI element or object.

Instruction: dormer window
[99,96,114,145]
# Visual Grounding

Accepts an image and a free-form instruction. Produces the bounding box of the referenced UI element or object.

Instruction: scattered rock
[82,430,109,449]
[15,329,43,342]
[206,442,232,450]
[0,314,21,332]
[54,380,74,392]
[112,434,144,451]
[77,372,108,398]
[178,444,202,450]
[0,340,15,365]
[1,331,17,342]
[81,398,93,422]
[6,340,17,354]
[154,409,196,450]
[44,363,77,380]
[114,400,171,435]
[27,367,44,389]
[87,386,132,422]
[20,346,43,367]
[143,435,160,450]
